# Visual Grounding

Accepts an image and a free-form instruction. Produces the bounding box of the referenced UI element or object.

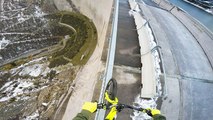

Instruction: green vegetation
[46,70,57,80]
[9,97,16,103]
[0,11,97,69]
[49,11,97,67]
[0,59,28,71]
[0,64,14,71]
[49,56,70,68]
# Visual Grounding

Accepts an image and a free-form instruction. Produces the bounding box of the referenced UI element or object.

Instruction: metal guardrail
[147,22,168,97]
[95,0,119,119]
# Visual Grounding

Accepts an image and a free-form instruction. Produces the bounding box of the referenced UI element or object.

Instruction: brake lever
[116,104,125,112]
[97,103,105,109]
[144,109,152,116]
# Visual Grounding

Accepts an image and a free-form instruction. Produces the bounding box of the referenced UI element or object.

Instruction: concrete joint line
[181,75,213,83]
[166,74,213,83]
[113,65,141,73]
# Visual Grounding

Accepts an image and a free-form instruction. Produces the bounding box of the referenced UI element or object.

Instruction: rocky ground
[0,58,79,120]
[0,0,97,119]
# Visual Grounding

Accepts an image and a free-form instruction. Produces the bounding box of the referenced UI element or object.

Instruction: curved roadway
[139,0,213,120]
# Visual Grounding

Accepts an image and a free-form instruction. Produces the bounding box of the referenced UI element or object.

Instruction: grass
[0,58,28,71]
[9,97,16,103]
[71,19,97,65]
[49,56,70,68]
[49,11,97,67]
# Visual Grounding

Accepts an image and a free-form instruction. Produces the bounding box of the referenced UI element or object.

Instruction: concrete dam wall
[53,0,114,119]
[54,0,114,44]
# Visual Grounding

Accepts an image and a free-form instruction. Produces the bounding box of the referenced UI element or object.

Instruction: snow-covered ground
[0,53,78,119]
[0,37,10,50]
[0,57,51,102]
[0,1,57,65]
[0,79,33,102]
[23,110,39,120]
[129,0,162,119]
[34,5,46,18]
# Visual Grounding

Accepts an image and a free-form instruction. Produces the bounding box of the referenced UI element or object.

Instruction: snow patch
[206,9,213,14]
[145,18,162,96]
[17,12,28,22]
[19,64,43,77]
[41,66,51,76]
[28,57,47,64]
[0,81,13,91]
[0,57,51,102]
[0,37,10,49]
[34,6,46,18]
[42,102,48,106]
[13,81,33,94]
[0,79,34,102]
[11,57,47,75]
[131,95,156,120]
[24,110,39,120]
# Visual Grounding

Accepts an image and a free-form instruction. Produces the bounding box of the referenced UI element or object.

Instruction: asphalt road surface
[139,0,213,120]
[114,0,141,68]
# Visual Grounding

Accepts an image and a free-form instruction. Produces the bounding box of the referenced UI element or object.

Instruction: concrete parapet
[153,0,173,11]
[129,0,156,98]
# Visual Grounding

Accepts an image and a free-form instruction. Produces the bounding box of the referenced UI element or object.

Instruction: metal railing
[95,0,119,119]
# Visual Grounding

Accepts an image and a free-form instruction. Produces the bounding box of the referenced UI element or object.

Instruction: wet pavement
[112,0,142,120]
[113,66,141,120]
[114,0,141,68]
